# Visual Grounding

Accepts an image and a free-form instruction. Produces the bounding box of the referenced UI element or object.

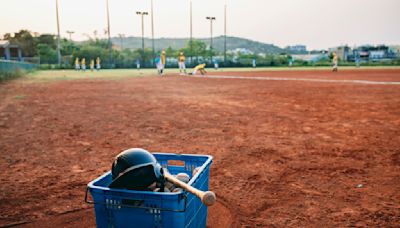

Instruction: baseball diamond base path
[0,69,399,227]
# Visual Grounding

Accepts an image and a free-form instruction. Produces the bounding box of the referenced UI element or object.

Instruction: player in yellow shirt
[81,58,86,71]
[160,50,166,75]
[332,52,338,72]
[90,59,95,71]
[178,52,187,75]
[75,58,80,71]
[190,63,207,75]
[96,57,101,71]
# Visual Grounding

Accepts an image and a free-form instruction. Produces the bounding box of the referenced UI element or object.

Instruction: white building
[287,45,307,53]
[369,50,385,59]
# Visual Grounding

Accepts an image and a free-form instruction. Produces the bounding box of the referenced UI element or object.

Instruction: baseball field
[0,68,399,227]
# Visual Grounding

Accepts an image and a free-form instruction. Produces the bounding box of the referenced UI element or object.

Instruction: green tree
[165,46,178,58]
[5,30,36,57]
[37,34,57,49]
[37,44,57,64]
[61,38,79,56]
[180,40,207,65]
[133,48,153,66]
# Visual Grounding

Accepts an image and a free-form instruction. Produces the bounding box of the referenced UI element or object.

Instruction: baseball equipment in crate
[85,152,214,228]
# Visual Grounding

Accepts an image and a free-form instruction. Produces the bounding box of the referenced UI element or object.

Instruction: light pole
[66,30,74,41]
[106,0,113,68]
[224,3,227,66]
[190,0,193,65]
[206,16,216,62]
[55,0,61,66]
[118,34,125,50]
[151,0,155,63]
[136,11,149,65]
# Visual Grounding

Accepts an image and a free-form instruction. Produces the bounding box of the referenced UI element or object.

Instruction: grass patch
[21,66,400,83]
[0,68,26,83]
[24,69,160,82]
[13,95,26,100]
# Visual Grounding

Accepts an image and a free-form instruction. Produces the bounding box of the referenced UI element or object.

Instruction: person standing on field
[178,52,187,75]
[332,52,338,72]
[154,55,161,74]
[96,57,101,71]
[160,50,166,75]
[81,58,86,71]
[90,59,95,71]
[75,57,80,71]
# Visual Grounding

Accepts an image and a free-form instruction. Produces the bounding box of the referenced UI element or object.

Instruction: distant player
[81,58,86,71]
[288,56,293,67]
[190,63,207,75]
[90,59,95,71]
[136,59,141,70]
[178,52,186,75]
[332,52,338,72]
[96,57,101,71]
[213,59,219,70]
[155,55,162,75]
[75,57,80,71]
[160,50,166,75]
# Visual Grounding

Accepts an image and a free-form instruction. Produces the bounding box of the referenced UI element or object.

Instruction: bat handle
[164,170,216,206]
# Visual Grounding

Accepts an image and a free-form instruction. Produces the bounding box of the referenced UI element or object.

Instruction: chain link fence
[0,60,38,82]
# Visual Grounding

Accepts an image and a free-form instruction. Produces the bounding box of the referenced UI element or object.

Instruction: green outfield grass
[25,69,158,82]
[23,66,400,82]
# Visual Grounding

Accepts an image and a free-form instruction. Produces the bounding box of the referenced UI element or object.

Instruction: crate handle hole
[167,160,185,167]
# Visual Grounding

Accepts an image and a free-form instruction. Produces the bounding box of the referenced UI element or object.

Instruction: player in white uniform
[332,52,338,72]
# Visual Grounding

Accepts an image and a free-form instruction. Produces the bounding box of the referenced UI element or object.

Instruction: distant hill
[110,36,285,54]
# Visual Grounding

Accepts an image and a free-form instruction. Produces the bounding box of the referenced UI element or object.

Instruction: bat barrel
[164,170,216,206]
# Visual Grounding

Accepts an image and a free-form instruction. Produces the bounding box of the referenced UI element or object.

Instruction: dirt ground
[0,69,399,227]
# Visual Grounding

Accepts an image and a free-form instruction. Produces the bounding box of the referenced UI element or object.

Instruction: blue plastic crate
[86,153,213,228]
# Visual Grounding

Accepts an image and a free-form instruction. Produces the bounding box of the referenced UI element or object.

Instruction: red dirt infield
[0,69,399,227]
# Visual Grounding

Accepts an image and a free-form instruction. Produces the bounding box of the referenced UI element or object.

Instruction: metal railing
[0,59,38,73]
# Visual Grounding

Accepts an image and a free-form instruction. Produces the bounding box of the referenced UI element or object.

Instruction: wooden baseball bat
[163,169,216,206]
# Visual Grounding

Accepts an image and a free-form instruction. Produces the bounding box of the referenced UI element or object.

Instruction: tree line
[11,29,395,69]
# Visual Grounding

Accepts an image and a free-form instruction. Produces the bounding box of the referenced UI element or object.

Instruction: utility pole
[118,34,125,50]
[55,0,61,66]
[106,0,113,68]
[66,30,74,41]
[190,0,193,66]
[206,17,216,62]
[151,0,155,63]
[136,11,149,66]
[224,3,227,66]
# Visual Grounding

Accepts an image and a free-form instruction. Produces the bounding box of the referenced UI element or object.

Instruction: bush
[0,68,25,82]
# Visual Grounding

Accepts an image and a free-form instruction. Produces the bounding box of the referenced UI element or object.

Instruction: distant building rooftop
[0,40,22,60]
[0,40,19,48]
[0,40,10,46]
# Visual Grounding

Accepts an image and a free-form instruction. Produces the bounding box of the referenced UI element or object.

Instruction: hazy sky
[1,0,399,49]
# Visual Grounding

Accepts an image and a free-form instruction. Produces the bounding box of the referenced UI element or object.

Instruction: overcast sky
[1,0,399,49]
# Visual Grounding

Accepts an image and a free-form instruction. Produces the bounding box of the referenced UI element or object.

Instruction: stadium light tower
[137,11,149,65]
[106,0,113,68]
[189,0,193,65]
[55,0,61,66]
[151,0,155,63]
[224,3,227,66]
[206,16,216,62]
[66,30,74,41]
